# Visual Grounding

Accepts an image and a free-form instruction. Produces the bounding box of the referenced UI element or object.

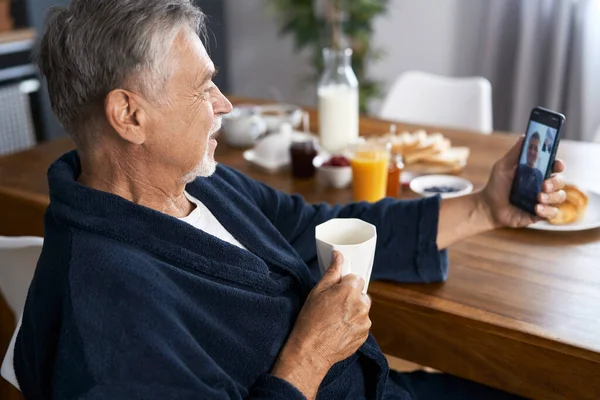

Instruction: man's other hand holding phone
[436,134,567,250]
[481,135,566,228]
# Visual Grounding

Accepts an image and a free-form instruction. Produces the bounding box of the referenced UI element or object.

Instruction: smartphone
[509,107,565,215]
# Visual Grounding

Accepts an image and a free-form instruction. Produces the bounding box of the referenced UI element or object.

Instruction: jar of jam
[290,133,318,179]
[386,153,404,198]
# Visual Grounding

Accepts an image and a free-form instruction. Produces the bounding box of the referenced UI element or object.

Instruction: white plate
[409,175,473,199]
[528,189,600,231]
[243,149,289,174]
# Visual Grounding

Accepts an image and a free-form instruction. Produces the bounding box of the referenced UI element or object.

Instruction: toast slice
[422,147,470,167]
[404,134,450,164]
[407,162,464,175]
[390,130,427,155]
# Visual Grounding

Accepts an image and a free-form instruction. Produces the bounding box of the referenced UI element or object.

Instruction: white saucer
[243,150,289,174]
[528,188,600,232]
[409,175,473,199]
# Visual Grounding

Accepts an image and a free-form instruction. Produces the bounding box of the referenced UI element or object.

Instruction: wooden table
[1,100,600,399]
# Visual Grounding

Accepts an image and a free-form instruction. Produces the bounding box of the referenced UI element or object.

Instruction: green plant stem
[268,0,389,113]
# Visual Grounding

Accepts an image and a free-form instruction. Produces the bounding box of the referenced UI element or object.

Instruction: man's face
[526,137,540,166]
[142,29,232,182]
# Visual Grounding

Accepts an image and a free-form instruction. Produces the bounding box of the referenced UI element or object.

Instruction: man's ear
[105,89,147,145]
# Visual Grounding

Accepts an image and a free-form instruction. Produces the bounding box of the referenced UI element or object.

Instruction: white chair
[0,236,43,391]
[379,71,494,134]
[595,126,600,143]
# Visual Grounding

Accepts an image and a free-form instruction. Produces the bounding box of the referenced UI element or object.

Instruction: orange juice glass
[349,140,390,202]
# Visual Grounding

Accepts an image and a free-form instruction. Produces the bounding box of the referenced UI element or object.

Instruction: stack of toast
[548,184,589,225]
[389,130,470,174]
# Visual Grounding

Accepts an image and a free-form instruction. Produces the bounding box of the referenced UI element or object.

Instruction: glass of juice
[348,139,390,202]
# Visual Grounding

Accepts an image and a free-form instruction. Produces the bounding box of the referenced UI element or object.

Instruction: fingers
[535,204,559,219]
[348,322,372,349]
[318,251,343,289]
[552,159,566,173]
[500,135,526,167]
[538,189,566,205]
[361,293,372,308]
[541,173,566,193]
[340,276,371,312]
[340,274,365,291]
[357,319,372,337]
[536,172,565,219]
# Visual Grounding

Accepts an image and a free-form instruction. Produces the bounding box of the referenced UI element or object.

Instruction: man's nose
[214,86,233,115]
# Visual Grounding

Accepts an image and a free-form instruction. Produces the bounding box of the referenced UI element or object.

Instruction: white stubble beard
[182,117,222,183]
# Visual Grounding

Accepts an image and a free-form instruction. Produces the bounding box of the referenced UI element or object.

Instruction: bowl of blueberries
[409,174,473,199]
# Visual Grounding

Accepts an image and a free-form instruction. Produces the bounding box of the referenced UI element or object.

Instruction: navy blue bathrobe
[14,151,448,399]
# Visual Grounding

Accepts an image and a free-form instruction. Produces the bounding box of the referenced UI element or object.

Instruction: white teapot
[221,106,268,148]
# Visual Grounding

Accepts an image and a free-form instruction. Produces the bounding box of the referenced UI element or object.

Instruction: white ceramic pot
[221,107,268,148]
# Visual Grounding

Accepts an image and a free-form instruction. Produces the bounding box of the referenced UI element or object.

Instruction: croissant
[548,184,589,225]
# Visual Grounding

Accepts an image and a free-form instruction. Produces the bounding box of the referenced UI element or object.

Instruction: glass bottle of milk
[318,48,359,154]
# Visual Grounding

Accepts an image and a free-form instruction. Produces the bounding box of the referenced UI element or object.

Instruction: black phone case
[509,107,565,215]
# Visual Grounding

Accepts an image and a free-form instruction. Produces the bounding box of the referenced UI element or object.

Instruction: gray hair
[37,0,206,140]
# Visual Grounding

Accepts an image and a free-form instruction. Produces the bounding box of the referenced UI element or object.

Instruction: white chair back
[0,236,43,390]
[379,70,493,134]
[1,317,22,391]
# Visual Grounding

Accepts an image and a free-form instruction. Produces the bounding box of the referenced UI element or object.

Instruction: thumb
[501,135,525,167]
[318,251,343,289]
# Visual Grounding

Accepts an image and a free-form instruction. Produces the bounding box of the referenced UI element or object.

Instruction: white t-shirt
[179,192,247,250]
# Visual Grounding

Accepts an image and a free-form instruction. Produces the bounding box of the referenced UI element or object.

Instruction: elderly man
[14,1,566,399]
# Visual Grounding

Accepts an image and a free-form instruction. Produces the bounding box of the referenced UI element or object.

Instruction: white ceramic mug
[315,218,377,294]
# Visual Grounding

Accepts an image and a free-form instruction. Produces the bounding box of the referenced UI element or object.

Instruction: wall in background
[223,0,315,105]
[223,0,486,111]
[196,0,229,92]
[21,0,71,140]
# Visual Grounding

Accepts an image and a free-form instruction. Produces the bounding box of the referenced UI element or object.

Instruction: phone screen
[510,108,564,214]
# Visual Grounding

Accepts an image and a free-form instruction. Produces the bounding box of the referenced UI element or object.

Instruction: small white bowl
[313,155,352,189]
[409,175,473,199]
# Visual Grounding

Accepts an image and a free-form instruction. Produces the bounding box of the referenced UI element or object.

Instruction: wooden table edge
[369,282,600,363]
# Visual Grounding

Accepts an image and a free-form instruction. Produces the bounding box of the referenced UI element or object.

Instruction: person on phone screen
[542,130,553,152]
[516,132,544,206]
